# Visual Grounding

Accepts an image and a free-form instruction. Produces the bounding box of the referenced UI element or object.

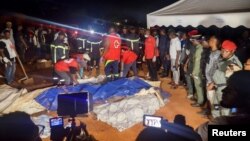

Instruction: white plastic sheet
[93,88,166,132]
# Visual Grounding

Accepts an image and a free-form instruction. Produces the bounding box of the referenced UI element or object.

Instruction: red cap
[188,30,199,36]
[222,40,237,51]
[188,30,201,38]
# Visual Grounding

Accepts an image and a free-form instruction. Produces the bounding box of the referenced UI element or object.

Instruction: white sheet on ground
[0,75,105,114]
[0,76,163,116]
[0,85,27,113]
[32,115,52,138]
[3,87,50,115]
[77,75,106,84]
[93,88,166,132]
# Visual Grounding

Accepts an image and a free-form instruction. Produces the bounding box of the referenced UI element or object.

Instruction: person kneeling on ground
[196,70,250,141]
[120,46,138,77]
[55,58,79,85]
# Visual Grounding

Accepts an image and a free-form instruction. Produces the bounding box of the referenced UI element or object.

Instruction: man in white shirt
[5,22,15,45]
[169,30,181,88]
[0,30,17,85]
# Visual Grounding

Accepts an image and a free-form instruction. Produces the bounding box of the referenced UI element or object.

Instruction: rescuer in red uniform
[144,29,158,81]
[102,26,121,81]
[54,58,79,85]
[120,46,138,77]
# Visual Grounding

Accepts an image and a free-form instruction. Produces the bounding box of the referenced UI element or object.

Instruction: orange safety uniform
[144,35,156,59]
[121,50,138,64]
[55,58,78,72]
[103,33,121,61]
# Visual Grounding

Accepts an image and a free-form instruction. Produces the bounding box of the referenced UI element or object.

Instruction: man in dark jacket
[86,33,103,74]
[158,28,170,77]
[50,32,69,64]
[127,27,140,55]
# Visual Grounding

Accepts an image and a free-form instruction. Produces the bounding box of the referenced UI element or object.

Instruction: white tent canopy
[147,0,250,28]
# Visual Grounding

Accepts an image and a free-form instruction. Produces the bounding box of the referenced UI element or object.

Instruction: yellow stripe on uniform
[51,44,69,63]
[105,60,114,66]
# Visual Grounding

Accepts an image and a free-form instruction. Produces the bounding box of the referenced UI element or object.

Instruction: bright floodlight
[90,29,95,34]
[116,22,121,26]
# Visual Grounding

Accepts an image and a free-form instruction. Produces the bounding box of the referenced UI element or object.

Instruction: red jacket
[66,58,78,68]
[144,35,156,59]
[55,58,78,72]
[103,33,121,60]
[71,53,83,60]
[121,50,138,64]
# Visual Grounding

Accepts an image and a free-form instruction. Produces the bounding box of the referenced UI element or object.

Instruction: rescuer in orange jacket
[54,58,79,85]
[144,29,158,81]
[120,46,138,77]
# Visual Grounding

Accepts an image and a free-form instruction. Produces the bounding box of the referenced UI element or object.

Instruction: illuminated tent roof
[147,0,250,28]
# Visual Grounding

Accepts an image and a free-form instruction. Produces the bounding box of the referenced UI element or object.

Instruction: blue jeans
[122,61,137,77]
[5,60,16,84]
[105,60,119,79]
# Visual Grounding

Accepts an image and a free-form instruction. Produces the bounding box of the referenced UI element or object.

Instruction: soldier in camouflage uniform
[211,40,242,118]
[189,31,205,107]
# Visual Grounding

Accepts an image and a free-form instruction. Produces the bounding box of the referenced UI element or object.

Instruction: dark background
[1,0,177,27]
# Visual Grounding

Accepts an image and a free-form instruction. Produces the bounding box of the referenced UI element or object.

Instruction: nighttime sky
[3,0,177,26]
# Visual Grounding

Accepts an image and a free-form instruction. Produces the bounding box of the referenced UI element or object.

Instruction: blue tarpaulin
[35,77,152,111]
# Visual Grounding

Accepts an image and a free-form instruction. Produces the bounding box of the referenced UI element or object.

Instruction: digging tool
[15,51,34,85]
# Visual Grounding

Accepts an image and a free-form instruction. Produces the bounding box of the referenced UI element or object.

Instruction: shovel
[15,51,34,85]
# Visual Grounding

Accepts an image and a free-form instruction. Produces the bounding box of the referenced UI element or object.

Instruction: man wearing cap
[0,30,17,85]
[5,22,15,45]
[189,30,205,107]
[120,46,138,77]
[211,40,242,118]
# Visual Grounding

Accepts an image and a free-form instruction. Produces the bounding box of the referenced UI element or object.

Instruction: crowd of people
[0,20,250,141]
[0,21,250,116]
